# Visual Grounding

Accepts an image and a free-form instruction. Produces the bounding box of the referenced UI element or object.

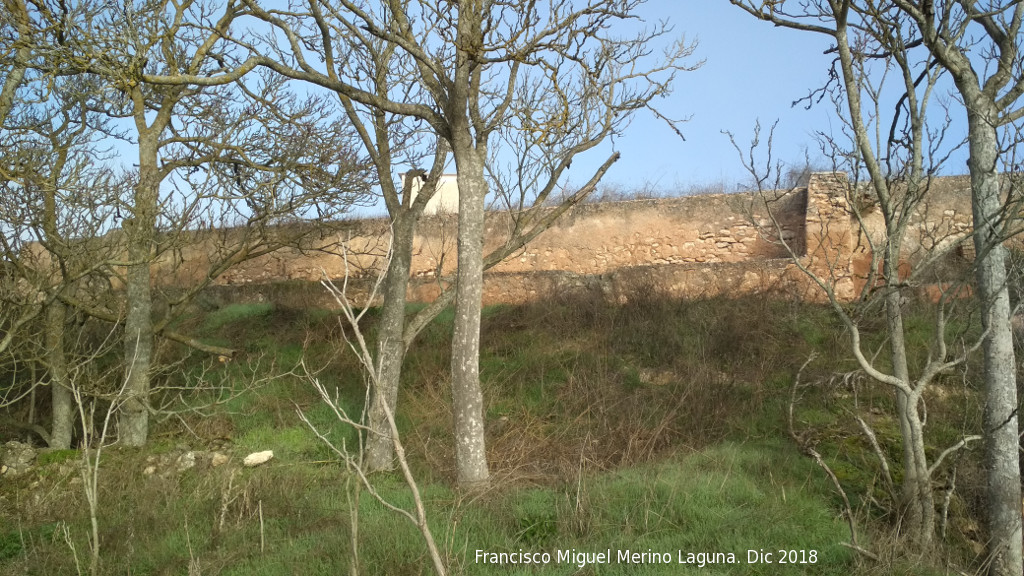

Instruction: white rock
[243,450,274,467]
[1,441,37,477]
[175,451,196,473]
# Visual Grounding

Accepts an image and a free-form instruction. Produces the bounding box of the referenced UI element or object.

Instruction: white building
[402,173,460,215]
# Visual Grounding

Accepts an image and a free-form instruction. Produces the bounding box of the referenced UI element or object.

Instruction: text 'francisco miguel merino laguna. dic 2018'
[474,548,819,569]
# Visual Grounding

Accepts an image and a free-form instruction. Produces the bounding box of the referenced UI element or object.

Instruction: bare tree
[43,0,373,446]
[71,333,130,575]
[0,14,125,448]
[300,241,448,576]
[730,0,1002,553]
[737,1,1024,570]
[323,35,453,472]
[142,0,695,488]
[275,12,656,475]
[886,5,1024,573]
[56,0,248,446]
[23,97,123,451]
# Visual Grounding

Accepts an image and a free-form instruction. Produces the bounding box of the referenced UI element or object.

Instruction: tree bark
[119,133,158,447]
[45,301,73,449]
[364,212,417,472]
[839,17,935,546]
[449,140,489,490]
[886,288,935,546]
[964,97,1023,576]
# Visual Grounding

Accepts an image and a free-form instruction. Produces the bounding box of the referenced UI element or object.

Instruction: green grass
[0,291,990,575]
[36,449,77,467]
[202,302,275,332]
[2,443,855,575]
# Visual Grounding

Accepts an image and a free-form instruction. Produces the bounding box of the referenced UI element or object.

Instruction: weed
[36,449,77,467]
[203,302,275,332]
[0,291,988,575]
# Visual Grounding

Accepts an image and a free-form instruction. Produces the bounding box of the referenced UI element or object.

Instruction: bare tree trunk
[965,99,1023,576]
[449,141,489,490]
[364,213,417,472]
[885,288,935,546]
[46,301,73,449]
[119,135,158,447]
[895,389,933,546]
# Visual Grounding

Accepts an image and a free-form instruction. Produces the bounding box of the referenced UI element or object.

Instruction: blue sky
[581,1,841,193]
[123,2,839,217]
[118,1,970,215]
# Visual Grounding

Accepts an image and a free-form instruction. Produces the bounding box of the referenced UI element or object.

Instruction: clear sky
[120,1,844,218]
[119,1,969,214]
[580,0,842,194]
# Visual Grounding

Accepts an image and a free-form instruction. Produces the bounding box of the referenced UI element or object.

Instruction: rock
[210,452,229,467]
[243,450,274,467]
[175,451,196,473]
[1,441,37,477]
[140,448,208,477]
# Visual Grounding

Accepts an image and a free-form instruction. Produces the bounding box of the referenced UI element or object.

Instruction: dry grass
[0,287,995,574]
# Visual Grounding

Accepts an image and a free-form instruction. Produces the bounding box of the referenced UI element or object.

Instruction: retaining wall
[155,173,982,305]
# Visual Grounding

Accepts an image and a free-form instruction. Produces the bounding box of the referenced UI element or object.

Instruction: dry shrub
[485,364,751,484]
[390,284,844,490]
[187,414,236,443]
[398,286,776,486]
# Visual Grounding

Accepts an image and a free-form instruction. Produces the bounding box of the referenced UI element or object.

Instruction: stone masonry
[139,173,981,305]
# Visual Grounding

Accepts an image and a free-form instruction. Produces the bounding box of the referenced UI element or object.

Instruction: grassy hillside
[0,289,988,575]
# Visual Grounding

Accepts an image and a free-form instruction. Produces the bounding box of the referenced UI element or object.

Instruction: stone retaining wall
[153,173,982,305]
